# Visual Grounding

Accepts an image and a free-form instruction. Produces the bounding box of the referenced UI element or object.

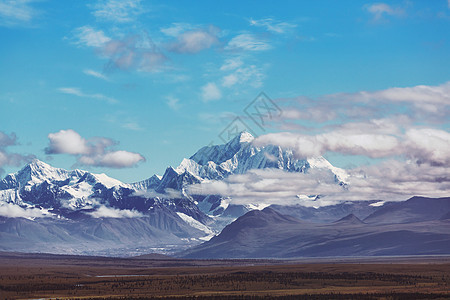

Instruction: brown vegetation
[0,253,449,299]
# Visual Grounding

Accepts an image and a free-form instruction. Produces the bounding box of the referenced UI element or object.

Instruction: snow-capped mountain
[133,131,348,219]
[0,131,351,227]
[0,131,353,256]
[170,131,347,183]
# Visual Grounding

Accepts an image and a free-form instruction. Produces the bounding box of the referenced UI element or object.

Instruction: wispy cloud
[134,188,182,199]
[45,129,145,168]
[104,114,144,131]
[122,122,143,131]
[221,64,264,88]
[272,82,450,129]
[91,0,145,23]
[58,87,118,104]
[73,26,111,48]
[167,26,220,54]
[161,22,194,37]
[332,81,450,117]
[83,69,109,81]
[166,95,181,110]
[220,57,244,71]
[0,0,41,27]
[86,205,143,218]
[249,18,297,34]
[72,27,167,73]
[365,3,404,21]
[225,33,272,51]
[201,82,222,102]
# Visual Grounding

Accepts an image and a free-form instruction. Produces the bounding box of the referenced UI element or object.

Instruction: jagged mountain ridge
[0,131,375,256]
[132,131,349,218]
[0,131,359,231]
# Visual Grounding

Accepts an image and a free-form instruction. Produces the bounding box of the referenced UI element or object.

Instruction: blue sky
[0,0,449,184]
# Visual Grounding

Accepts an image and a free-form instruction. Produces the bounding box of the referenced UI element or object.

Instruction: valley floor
[0,253,449,299]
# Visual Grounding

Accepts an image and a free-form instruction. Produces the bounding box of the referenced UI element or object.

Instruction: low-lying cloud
[86,205,143,218]
[45,129,145,168]
[0,203,53,219]
[188,159,450,207]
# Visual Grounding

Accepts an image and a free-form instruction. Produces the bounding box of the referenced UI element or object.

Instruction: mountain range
[181,198,450,258]
[0,131,448,257]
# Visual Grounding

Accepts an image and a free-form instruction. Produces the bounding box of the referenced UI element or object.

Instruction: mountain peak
[229,131,254,144]
[334,213,364,225]
[27,159,54,171]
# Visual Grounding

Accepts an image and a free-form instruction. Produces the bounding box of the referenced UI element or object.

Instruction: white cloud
[0,0,40,27]
[358,82,450,113]
[45,129,90,155]
[91,0,145,23]
[249,18,297,34]
[222,73,238,88]
[321,81,450,119]
[188,159,450,207]
[273,82,450,127]
[45,129,145,168]
[365,3,404,21]
[161,22,194,37]
[201,82,222,102]
[167,27,220,54]
[122,122,143,131]
[101,34,167,73]
[226,34,271,51]
[0,203,52,218]
[254,125,450,166]
[58,87,118,104]
[72,28,167,73]
[403,128,450,166]
[221,65,264,88]
[83,69,109,80]
[134,188,182,199]
[220,57,243,71]
[73,26,111,48]
[166,96,181,110]
[86,205,143,218]
[79,150,145,168]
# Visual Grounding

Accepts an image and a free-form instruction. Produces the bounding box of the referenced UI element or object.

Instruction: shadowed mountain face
[180,200,450,259]
[363,196,450,224]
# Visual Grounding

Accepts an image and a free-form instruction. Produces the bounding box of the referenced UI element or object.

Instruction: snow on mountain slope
[0,159,136,211]
[0,159,85,190]
[135,131,347,195]
[176,212,215,241]
[128,131,350,226]
[130,174,162,190]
